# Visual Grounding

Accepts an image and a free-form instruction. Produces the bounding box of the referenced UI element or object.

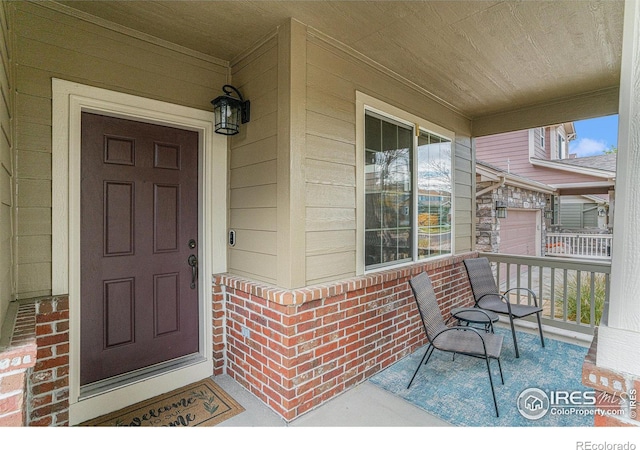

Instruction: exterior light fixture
[495,201,507,219]
[544,209,554,219]
[211,84,250,135]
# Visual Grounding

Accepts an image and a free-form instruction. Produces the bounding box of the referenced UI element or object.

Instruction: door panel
[81,112,199,386]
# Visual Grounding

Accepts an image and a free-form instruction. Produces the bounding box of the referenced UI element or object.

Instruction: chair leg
[407,345,434,389]
[485,357,499,417]
[536,312,545,348]
[508,315,520,358]
[496,358,504,384]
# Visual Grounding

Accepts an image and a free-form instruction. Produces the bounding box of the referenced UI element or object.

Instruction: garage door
[499,209,540,256]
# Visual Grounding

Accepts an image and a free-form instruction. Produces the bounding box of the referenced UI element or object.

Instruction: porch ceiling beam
[471,86,620,138]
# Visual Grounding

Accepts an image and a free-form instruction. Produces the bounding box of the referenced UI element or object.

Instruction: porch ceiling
[55,0,624,122]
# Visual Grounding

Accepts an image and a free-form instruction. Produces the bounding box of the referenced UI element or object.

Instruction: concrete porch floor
[214,374,450,427]
[213,322,592,428]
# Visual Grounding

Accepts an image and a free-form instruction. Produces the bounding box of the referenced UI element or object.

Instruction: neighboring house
[475,160,555,256]
[475,124,616,256]
[0,0,637,430]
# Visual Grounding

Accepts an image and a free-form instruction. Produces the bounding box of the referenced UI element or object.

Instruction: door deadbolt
[188,239,196,249]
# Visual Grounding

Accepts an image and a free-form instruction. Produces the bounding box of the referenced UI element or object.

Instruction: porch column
[596,0,640,376]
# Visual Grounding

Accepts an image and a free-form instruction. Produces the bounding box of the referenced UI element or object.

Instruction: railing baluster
[550,267,556,321]
[481,252,610,334]
[545,233,612,259]
[575,270,582,325]
[590,272,596,327]
[563,268,568,322]
[538,265,543,312]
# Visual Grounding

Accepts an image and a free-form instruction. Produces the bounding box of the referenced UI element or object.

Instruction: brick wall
[0,303,37,426]
[0,296,70,426]
[582,328,639,427]
[2,254,476,426]
[215,252,476,421]
[28,296,70,426]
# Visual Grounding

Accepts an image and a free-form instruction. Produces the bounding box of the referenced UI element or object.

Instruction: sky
[569,114,618,158]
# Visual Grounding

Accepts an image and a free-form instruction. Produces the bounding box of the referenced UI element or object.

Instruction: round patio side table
[450,307,499,333]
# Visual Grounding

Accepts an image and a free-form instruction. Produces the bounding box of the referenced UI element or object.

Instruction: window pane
[364,112,413,269]
[417,130,452,259]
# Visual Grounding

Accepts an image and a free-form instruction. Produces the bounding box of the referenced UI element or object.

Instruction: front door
[80,112,199,386]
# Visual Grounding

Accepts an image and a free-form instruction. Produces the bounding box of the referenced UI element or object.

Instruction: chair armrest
[503,287,539,307]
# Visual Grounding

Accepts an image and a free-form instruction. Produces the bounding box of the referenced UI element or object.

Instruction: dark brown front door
[80,112,199,386]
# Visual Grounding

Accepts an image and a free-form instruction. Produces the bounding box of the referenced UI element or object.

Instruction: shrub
[555,272,606,326]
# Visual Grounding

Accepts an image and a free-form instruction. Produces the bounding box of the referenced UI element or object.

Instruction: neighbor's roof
[554,153,617,172]
[476,159,556,194]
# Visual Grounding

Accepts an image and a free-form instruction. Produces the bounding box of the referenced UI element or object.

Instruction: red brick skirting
[582,328,640,426]
[0,296,69,427]
[2,253,477,426]
[213,252,477,421]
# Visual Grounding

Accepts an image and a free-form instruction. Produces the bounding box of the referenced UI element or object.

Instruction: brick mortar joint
[583,328,640,396]
[214,252,477,306]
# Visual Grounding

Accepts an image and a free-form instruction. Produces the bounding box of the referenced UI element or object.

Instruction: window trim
[356,91,455,275]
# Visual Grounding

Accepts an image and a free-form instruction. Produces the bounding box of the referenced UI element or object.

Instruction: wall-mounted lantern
[211,84,250,135]
[544,209,554,219]
[496,201,507,219]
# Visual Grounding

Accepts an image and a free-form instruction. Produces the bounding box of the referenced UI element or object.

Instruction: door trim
[52,79,228,425]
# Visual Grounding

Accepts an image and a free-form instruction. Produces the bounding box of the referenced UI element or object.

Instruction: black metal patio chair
[408,271,504,417]
[463,257,545,358]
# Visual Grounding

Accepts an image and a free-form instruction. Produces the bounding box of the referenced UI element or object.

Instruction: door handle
[188,254,198,289]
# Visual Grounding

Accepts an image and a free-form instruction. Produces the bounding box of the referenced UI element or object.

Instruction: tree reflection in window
[417,131,452,259]
[365,113,412,268]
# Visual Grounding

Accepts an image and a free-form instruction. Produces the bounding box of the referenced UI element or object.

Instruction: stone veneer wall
[582,328,639,427]
[476,183,551,254]
[214,252,476,421]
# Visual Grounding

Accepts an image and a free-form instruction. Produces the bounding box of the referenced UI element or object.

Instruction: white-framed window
[360,95,454,271]
[558,133,566,159]
[539,127,545,149]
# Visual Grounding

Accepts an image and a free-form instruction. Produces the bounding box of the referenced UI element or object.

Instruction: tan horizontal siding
[230,208,277,232]
[306,207,355,232]
[306,251,355,285]
[305,35,473,285]
[0,0,11,326]
[13,2,228,297]
[228,249,277,284]
[228,36,278,284]
[230,135,277,170]
[454,138,474,254]
[306,230,356,256]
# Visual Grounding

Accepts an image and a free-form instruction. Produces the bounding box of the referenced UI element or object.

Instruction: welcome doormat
[370,328,594,427]
[81,378,244,427]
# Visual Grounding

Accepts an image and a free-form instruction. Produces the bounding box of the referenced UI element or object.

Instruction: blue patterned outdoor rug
[370,328,594,426]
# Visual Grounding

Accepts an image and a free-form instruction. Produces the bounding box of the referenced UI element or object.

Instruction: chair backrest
[463,257,500,303]
[408,272,447,342]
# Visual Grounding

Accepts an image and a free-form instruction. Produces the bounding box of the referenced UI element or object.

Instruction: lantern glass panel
[214,96,242,135]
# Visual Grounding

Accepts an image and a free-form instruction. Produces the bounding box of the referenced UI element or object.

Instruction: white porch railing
[545,232,612,259]
[479,252,611,334]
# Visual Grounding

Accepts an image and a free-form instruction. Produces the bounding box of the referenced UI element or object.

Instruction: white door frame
[51,79,228,425]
